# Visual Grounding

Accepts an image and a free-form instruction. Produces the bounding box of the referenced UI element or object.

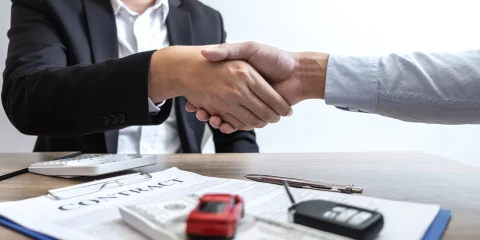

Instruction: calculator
[28,154,157,177]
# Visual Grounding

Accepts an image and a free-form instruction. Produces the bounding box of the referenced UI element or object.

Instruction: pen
[244,174,363,194]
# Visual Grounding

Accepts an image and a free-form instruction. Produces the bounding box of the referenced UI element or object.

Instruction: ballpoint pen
[244,174,363,194]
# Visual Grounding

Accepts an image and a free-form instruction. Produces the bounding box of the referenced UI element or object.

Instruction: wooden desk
[0,152,479,239]
[0,152,77,176]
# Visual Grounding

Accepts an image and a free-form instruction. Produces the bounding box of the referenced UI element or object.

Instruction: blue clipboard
[0,216,56,240]
[422,209,452,240]
[0,209,452,240]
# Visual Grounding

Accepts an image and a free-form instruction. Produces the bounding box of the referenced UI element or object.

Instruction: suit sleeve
[1,0,172,137]
[208,12,259,153]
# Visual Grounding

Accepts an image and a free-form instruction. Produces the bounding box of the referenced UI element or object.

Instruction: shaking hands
[148,45,293,131]
[183,42,330,134]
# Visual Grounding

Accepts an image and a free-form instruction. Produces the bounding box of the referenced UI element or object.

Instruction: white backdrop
[0,0,38,152]
[1,0,479,166]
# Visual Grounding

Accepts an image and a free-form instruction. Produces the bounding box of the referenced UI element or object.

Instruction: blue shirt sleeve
[324,55,379,114]
[323,49,480,124]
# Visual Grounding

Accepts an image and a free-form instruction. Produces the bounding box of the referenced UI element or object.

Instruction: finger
[241,81,280,124]
[219,122,237,134]
[218,113,245,131]
[201,42,260,62]
[229,105,267,130]
[196,110,210,122]
[248,68,293,117]
[209,116,222,129]
[185,102,199,112]
[208,116,240,134]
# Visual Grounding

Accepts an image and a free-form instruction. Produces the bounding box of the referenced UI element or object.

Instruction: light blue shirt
[324,49,480,124]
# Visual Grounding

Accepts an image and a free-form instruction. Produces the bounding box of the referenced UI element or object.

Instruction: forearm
[3,0,178,136]
[2,51,172,136]
[374,50,480,124]
[297,49,480,124]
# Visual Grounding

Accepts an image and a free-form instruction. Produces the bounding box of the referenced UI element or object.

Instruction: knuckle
[242,118,255,129]
[226,89,243,101]
[245,41,258,49]
[281,107,292,117]
[228,60,245,69]
[239,125,254,131]
[250,119,264,128]
[234,122,247,130]
[260,111,271,122]
[231,67,250,79]
[258,110,275,123]
[270,114,281,123]
[276,104,292,117]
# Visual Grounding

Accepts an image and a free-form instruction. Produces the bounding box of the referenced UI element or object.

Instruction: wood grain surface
[0,152,77,176]
[0,151,479,239]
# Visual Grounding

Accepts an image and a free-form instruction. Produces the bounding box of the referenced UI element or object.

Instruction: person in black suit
[2,0,292,154]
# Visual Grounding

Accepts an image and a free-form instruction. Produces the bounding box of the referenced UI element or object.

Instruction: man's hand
[148,45,292,131]
[185,42,329,133]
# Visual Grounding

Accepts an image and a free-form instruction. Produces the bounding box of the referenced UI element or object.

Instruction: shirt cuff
[148,98,166,113]
[324,55,380,114]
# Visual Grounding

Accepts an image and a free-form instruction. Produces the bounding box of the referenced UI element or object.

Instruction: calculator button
[323,211,337,219]
[332,206,347,213]
[335,209,358,222]
[348,211,373,226]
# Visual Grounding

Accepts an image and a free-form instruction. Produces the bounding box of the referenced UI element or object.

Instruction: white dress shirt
[111,0,182,154]
[325,49,480,124]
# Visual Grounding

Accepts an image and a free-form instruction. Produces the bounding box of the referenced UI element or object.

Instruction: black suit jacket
[2,0,259,154]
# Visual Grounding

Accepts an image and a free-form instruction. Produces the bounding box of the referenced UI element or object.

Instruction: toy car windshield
[198,201,226,213]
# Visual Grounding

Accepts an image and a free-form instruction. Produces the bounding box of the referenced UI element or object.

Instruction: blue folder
[0,216,56,240]
[422,209,452,240]
[0,208,451,240]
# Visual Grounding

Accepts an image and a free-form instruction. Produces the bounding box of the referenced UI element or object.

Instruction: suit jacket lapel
[167,1,200,153]
[82,0,118,62]
[82,0,199,153]
[166,1,193,46]
[83,0,119,153]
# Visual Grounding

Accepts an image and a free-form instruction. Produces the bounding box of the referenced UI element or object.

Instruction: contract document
[0,168,439,240]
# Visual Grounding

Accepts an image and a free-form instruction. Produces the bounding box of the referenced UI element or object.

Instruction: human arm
[188,42,480,132]
[325,49,480,124]
[2,0,167,136]
[2,1,291,137]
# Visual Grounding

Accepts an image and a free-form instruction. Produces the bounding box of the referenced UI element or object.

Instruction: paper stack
[0,167,451,240]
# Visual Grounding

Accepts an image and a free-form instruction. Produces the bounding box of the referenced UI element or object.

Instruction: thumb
[201,42,259,62]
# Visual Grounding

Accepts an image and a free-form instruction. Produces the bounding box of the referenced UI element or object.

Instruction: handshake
[149,42,330,134]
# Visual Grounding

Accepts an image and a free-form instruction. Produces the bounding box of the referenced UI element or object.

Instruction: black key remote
[287,199,384,240]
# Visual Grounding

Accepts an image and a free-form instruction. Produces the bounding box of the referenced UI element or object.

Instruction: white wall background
[1,0,479,167]
[0,0,37,151]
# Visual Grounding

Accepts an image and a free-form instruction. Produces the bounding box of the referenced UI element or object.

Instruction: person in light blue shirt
[185,42,480,133]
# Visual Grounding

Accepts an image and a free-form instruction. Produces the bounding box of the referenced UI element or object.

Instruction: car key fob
[287,199,384,240]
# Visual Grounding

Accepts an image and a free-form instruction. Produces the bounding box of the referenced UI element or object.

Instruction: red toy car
[186,193,245,240]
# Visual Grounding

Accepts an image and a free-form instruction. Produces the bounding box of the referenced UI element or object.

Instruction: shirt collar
[110,0,169,23]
